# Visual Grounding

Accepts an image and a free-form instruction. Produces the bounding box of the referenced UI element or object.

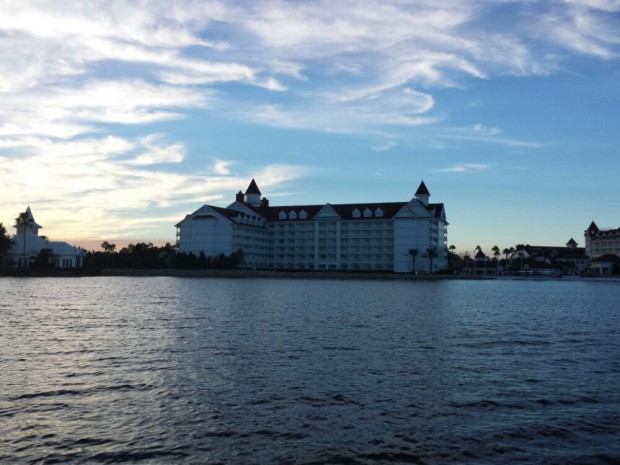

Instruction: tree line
[85,242,245,270]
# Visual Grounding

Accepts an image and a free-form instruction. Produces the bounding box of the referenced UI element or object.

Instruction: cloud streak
[437,163,491,174]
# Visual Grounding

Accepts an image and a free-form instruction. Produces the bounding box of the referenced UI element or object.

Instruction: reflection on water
[1,277,619,464]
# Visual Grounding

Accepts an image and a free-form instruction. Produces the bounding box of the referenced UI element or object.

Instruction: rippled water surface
[1,277,619,464]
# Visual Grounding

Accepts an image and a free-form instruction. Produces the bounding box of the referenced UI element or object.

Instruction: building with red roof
[175,179,448,272]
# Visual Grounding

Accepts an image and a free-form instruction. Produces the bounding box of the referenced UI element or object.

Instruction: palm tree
[426,246,439,273]
[408,248,419,274]
[502,247,510,271]
[473,245,482,272]
[101,241,116,253]
[492,245,500,274]
[447,244,457,273]
[14,211,31,268]
[101,241,117,268]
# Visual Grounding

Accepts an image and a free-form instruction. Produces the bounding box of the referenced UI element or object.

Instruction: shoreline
[1,268,486,280]
[2,268,619,281]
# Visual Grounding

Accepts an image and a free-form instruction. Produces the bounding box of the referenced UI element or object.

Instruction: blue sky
[1,0,619,254]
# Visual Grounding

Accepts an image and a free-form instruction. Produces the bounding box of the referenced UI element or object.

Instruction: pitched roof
[591,253,620,263]
[241,200,446,222]
[415,181,430,196]
[586,225,620,239]
[586,221,600,236]
[183,180,446,226]
[19,206,43,229]
[245,178,261,195]
[523,244,587,260]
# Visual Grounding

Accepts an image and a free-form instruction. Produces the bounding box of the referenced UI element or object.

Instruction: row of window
[272,263,392,271]
[275,208,389,221]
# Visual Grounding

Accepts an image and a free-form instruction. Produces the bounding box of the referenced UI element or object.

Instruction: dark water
[1,277,619,465]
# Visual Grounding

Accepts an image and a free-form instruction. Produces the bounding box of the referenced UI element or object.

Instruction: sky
[1,0,619,255]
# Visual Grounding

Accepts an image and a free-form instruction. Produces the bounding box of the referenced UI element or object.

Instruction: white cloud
[437,163,491,173]
[473,124,502,136]
[210,160,235,176]
[0,131,310,239]
[0,80,209,142]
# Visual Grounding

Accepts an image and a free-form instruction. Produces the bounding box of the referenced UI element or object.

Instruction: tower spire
[244,179,262,206]
[415,181,430,206]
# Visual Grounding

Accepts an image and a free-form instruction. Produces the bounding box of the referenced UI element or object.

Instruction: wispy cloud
[437,163,491,173]
[439,124,545,148]
[0,131,309,239]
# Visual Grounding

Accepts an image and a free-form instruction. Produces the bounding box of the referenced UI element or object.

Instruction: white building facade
[7,207,84,268]
[176,180,448,273]
[585,221,620,259]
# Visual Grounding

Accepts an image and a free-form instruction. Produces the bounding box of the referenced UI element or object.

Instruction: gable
[227,201,262,217]
[395,201,432,218]
[315,204,341,219]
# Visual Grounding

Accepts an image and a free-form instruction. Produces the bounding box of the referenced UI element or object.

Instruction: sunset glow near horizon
[1,1,619,254]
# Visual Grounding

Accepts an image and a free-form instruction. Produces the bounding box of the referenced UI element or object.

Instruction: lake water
[1,277,619,464]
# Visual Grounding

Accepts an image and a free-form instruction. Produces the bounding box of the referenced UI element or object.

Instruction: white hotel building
[175,180,448,273]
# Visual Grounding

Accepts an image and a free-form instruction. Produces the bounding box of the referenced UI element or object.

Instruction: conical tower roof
[415,181,430,196]
[245,178,261,196]
[586,221,599,236]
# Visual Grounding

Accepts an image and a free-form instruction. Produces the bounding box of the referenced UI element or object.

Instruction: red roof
[591,253,620,263]
[415,181,430,196]
[245,178,261,195]
[242,200,446,222]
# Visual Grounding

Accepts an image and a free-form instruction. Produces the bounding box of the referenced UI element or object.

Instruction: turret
[586,221,599,237]
[15,206,42,236]
[566,238,578,249]
[415,181,430,206]
[244,179,262,206]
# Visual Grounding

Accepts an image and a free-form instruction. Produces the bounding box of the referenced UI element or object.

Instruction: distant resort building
[175,179,448,273]
[585,222,620,275]
[509,240,589,275]
[6,207,84,269]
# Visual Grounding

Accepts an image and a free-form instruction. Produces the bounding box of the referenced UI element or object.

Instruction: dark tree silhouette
[14,211,32,268]
[0,223,14,270]
[408,248,419,274]
[426,246,439,273]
